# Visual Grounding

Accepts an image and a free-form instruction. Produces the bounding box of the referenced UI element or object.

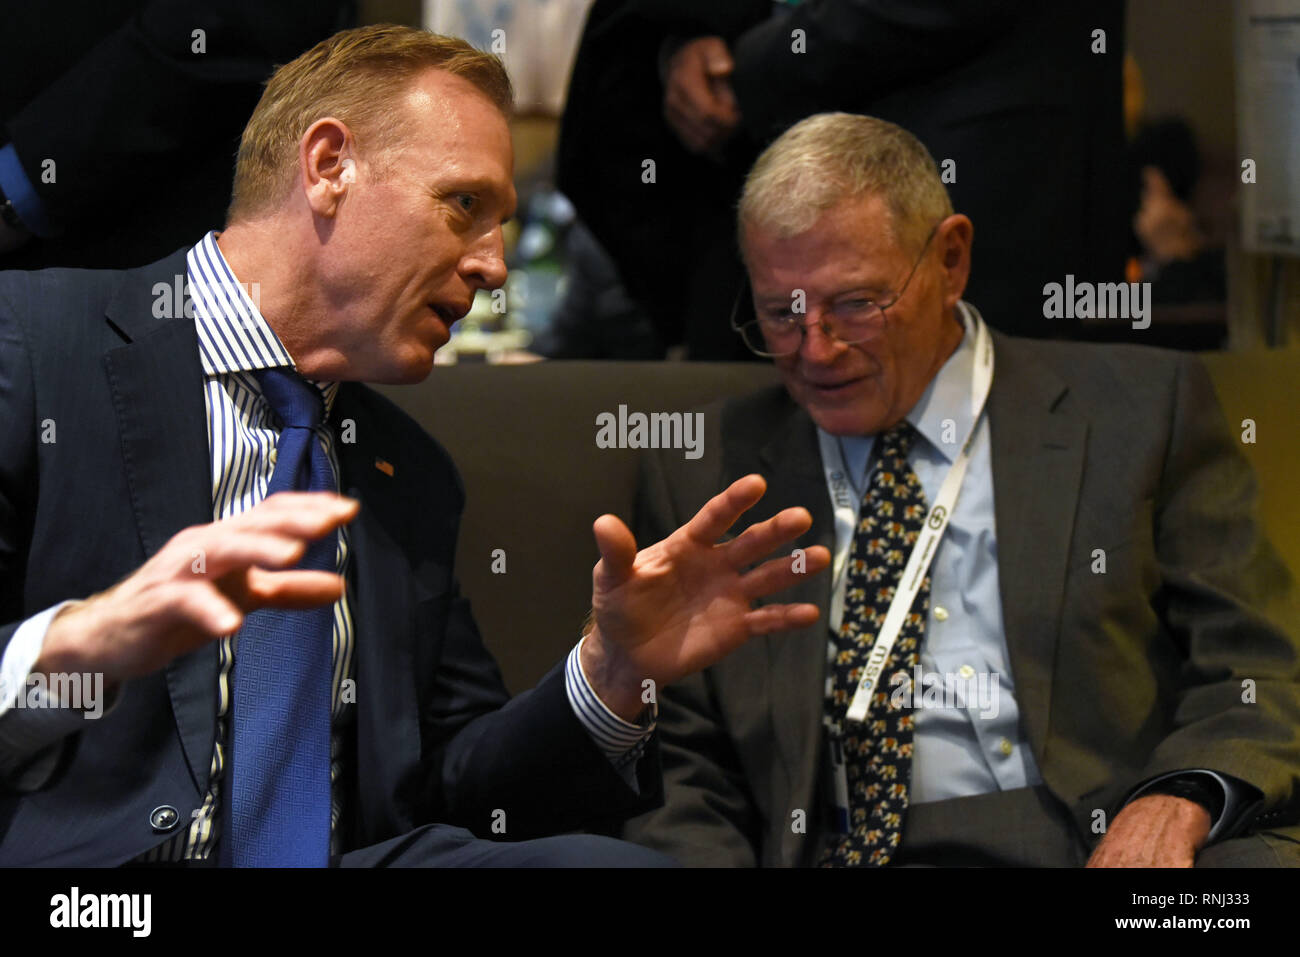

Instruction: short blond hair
[739,113,953,255]
[228,24,513,221]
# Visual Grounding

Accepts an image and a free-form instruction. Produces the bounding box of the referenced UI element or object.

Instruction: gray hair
[738,113,953,255]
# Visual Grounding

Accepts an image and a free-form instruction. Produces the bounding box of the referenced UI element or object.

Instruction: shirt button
[958,664,976,680]
[269,448,278,466]
[998,737,1014,756]
[933,606,949,621]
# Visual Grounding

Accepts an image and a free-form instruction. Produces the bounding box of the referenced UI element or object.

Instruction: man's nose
[462,228,508,290]
[798,308,842,363]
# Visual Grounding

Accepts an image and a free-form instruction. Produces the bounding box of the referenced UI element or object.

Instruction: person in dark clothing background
[0,0,355,270]
[559,0,1130,359]
[1129,117,1228,307]
[533,219,666,360]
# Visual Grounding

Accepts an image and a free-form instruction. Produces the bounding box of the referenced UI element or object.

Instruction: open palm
[585,475,830,713]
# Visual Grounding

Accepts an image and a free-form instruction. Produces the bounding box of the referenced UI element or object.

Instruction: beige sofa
[379,351,1299,692]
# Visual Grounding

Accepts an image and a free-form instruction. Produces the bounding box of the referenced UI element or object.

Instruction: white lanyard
[817,304,994,724]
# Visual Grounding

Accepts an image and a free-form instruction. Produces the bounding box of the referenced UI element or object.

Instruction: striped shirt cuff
[564,637,656,775]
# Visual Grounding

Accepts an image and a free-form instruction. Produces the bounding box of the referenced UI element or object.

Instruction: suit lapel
[102,250,217,793]
[331,386,425,840]
[986,332,1086,777]
[754,401,835,833]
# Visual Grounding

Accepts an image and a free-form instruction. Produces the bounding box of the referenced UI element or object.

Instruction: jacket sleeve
[426,621,664,841]
[0,276,116,794]
[1134,352,1300,831]
[728,0,1026,142]
[405,446,662,839]
[618,449,762,865]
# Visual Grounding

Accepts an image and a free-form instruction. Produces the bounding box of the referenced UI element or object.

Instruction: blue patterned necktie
[223,368,335,867]
[819,422,930,867]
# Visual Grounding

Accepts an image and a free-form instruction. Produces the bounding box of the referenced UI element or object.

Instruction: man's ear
[935,213,973,309]
[299,117,354,218]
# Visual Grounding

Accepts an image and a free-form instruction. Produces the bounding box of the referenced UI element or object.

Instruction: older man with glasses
[623,112,1300,868]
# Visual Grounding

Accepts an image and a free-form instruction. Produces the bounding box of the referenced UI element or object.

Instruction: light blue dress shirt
[820,302,1043,804]
[820,303,1244,841]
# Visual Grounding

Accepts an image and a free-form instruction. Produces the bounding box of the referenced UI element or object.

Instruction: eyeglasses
[730,223,940,358]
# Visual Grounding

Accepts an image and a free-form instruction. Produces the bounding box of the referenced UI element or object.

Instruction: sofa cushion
[381,352,1297,691]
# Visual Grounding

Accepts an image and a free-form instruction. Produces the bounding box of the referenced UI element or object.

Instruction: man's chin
[788,382,882,436]
[809,410,878,437]
[400,351,438,384]
[802,394,891,437]
[367,348,438,385]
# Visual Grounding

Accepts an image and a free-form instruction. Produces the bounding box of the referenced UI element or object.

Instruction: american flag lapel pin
[374,457,395,477]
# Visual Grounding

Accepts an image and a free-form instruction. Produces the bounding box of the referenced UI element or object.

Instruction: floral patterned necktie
[819,422,930,867]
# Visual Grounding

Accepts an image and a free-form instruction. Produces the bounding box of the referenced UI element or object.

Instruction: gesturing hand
[581,474,830,719]
[36,492,359,689]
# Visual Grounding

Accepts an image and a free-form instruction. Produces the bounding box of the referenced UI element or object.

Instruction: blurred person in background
[1130,118,1227,306]
[560,0,1129,359]
[0,0,354,269]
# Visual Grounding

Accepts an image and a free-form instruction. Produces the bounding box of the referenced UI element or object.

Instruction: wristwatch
[1145,773,1225,819]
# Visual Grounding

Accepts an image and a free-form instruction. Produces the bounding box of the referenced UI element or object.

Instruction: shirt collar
[186,230,339,417]
[819,302,978,486]
[905,300,977,465]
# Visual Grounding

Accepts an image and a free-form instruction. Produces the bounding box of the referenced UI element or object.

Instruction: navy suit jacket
[0,250,660,866]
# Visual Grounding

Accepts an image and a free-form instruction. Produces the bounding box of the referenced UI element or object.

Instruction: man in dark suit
[559,0,1129,358]
[0,26,829,867]
[0,0,355,269]
[623,113,1300,866]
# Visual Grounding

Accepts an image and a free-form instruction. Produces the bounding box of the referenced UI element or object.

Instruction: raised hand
[35,492,358,689]
[581,474,830,719]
